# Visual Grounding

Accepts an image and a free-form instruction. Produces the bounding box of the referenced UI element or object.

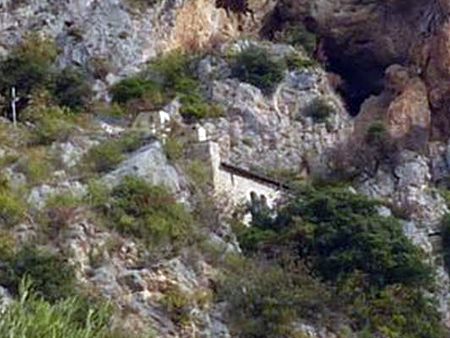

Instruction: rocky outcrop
[102,141,186,195]
[199,41,351,177]
[0,0,276,86]
[355,64,431,150]
[267,0,450,138]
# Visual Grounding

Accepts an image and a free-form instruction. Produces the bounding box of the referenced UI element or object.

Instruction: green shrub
[304,97,334,123]
[0,281,143,338]
[366,121,387,146]
[117,131,146,153]
[83,141,125,173]
[23,103,76,145]
[275,186,431,288]
[0,34,57,98]
[179,93,223,122]
[0,36,91,118]
[34,115,74,145]
[0,245,77,302]
[106,176,193,250]
[85,179,111,209]
[285,53,316,71]
[111,76,163,105]
[160,285,191,325]
[126,0,161,9]
[111,51,223,121]
[230,184,443,338]
[0,190,26,227]
[0,230,15,259]
[164,137,184,162]
[275,24,317,56]
[82,132,146,173]
[230,47,286,95]
[51,67,92,111]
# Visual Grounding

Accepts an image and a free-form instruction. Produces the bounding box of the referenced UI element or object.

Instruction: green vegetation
[220,256,332,338]
[230,47,286,95]
[82,132,145,173]
[274,23,317,56]
[0,177,26,227]
[51,67,92,112]
[160,285,192,325]
[0,281,138,338]
[110,76,163,107]
[15,147,55,186]
[22,99,76,145]
[285,53,316,71]
[164,137,184,162]
[304,97,334,123]
[366,121,387,146]
[0,34,58,99]
[0,192,25,228]
[40,192,83,233]
[111,51,222,121]
[99,176,193,251]
[0,35,91,118]
[0,245,77,302]
[126,0,161,10]
[224,184,444,338]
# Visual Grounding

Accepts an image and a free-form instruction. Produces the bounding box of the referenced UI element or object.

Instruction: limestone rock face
[199,42,352,177]
[0,0,275,82]
[270,0,450,138]
[355,65,431,150]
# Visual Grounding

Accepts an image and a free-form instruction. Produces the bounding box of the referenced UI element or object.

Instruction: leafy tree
[230,184,444,338]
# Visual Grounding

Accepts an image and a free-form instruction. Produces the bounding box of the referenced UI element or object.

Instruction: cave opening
[322,40,387,116]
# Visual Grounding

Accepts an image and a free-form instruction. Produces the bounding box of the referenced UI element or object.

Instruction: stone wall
[189,140,282,214]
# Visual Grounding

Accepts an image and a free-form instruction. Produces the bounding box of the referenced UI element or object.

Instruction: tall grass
[0,280,140,338]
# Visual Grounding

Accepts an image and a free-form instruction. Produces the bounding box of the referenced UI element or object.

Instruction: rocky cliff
[2,0,450,337]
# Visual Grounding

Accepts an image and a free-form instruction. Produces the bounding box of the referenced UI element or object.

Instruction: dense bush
[0,35,91,118]
[230,47,286,95]
[273,186,431,288]
[228,184,443,338]
[0,34,57,98]
[51,67,92,111]
[104,176,193,250]
[0,245,77,302]
[110,76,163,106]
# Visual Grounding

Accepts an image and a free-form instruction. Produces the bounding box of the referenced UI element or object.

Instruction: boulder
[102,141,183,194]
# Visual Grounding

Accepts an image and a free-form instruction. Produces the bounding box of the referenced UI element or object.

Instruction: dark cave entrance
[321,39,389,116]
